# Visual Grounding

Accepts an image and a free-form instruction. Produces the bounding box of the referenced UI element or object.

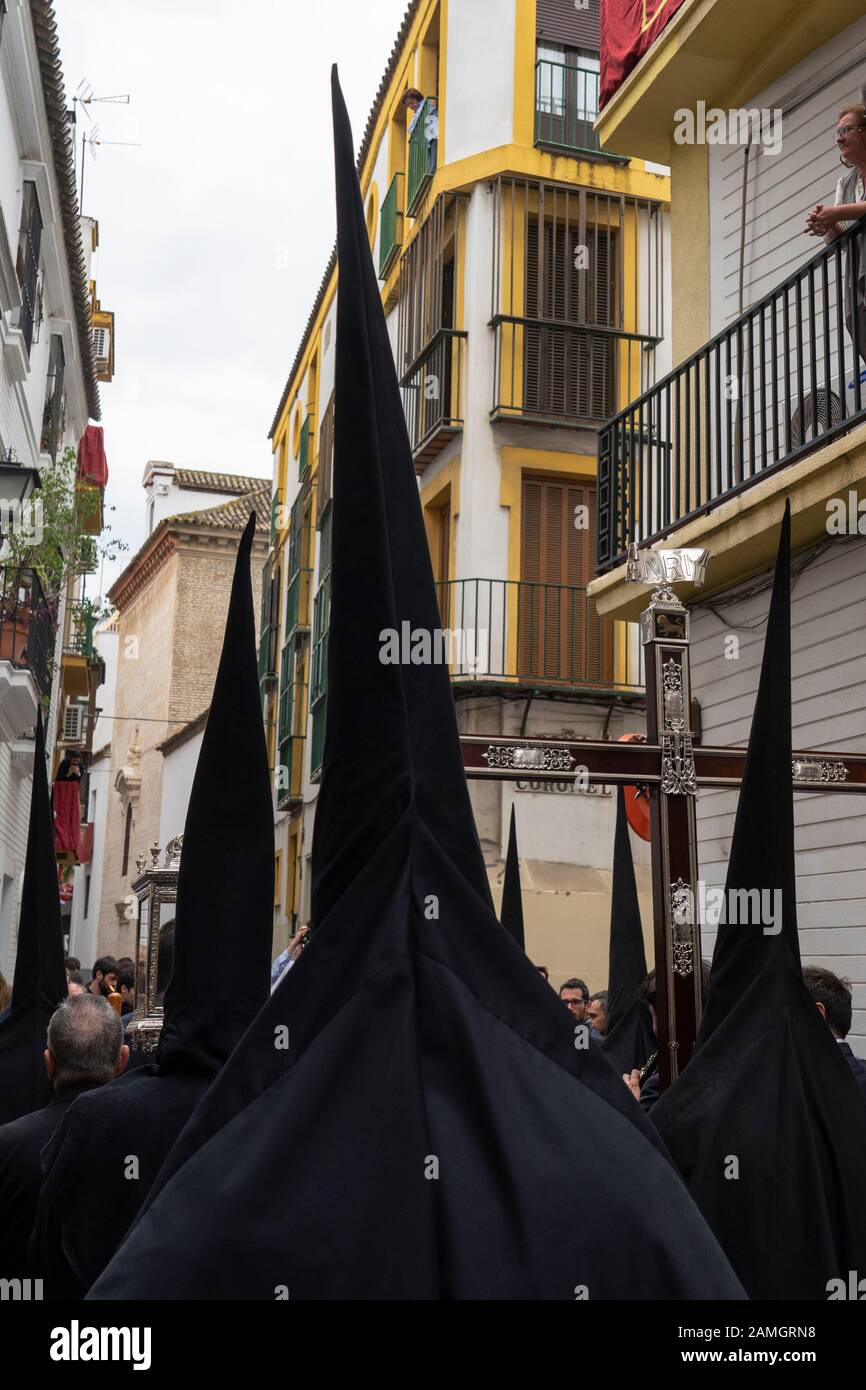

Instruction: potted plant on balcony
[1,446,126,696]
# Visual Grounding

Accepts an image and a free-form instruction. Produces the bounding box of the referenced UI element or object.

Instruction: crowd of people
[1,943,863,1299]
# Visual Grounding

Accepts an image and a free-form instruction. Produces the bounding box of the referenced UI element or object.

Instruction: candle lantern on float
[126,836,183,1054]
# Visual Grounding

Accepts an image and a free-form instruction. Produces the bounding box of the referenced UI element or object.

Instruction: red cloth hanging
[53,779,82,856]
[76,425,109,488]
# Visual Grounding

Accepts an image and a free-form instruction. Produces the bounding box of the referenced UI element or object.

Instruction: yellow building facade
[264,0,672,987]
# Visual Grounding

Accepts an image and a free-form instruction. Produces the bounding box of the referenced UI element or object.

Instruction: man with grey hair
[0,995,127,1281]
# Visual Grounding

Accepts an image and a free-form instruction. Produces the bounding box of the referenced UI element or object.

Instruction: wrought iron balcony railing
[597,215,866,571]
[299,414,312,482]
[400,328,466,466]
[535,59,626,161]
[491,316,659,426]
[379,172,404,279]
[407,97,438,217]
[0,566,55,698]
[430,577,644,692]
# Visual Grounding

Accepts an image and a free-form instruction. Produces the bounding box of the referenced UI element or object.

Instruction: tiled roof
[169,481,272,532]
[267,0,423,440]
[29,1,100,421]
[174,468,271,494]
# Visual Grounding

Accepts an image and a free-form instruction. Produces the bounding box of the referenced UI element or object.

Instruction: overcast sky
[54,0,409,596]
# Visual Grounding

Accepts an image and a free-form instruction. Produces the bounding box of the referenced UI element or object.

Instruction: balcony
[299,414,312,482]
[535,59,628,163]
[407,97,438,218]
[491,317,658,427]
[285,567,313,639]
[431,577,644,695]
[277,642,308,812]
[597,217,866,572]
[400,328,466,468]
[0,567,55,713]
[379,172,404,280]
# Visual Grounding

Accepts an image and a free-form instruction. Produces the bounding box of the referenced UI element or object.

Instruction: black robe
[88,71,745,1302]
[601,787,656,1075]
[499,806,525,950]
[0,1083,97,1282]
[31,513,274,1295]
[651,505,866,1299]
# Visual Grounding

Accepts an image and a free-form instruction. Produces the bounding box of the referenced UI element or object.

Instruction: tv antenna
[67,79,139,209]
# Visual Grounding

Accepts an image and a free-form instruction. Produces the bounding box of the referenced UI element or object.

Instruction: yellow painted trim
[274,851,282,908]
[420,454,461,581]
[499,447,598,674]
[513,0,536,148]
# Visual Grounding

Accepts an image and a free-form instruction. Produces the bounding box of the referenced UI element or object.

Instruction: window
[15,181,42,355]
[121,804,133,878]
[41,334,66,459]
[317,392,335,526]
[148,497,156,535]
[83,868,92,920]
[518,475,611,684]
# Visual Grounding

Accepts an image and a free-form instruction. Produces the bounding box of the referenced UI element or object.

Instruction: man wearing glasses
[559,978,590,1022]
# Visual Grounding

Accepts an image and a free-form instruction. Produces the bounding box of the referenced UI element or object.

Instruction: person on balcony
[54,751,83,782]
[402,87,438,175]
[805,104,866,362]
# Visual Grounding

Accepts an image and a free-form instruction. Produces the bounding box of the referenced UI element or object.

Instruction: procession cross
[460,547,866,1090]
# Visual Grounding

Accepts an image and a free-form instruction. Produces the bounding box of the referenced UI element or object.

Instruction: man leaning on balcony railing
[806,103,866,363]
[403,87,438,176]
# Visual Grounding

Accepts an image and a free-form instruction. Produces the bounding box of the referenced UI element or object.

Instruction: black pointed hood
[651,504,866,1299]
[601,787,656,1074]
[500,806,525,950]
[156,512,274,1076]
[88,72,744,1301]
[0,707,67,1124]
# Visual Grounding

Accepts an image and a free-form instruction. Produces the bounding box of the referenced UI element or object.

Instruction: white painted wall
[708,13,866,335]
[158,730,204,849]
[690,537,866,1058]
[446,0,516,163]
[68,620,118,967]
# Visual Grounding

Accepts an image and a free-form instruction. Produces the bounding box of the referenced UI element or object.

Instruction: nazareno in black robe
[88,70,745,1302]
[601,787,657,1076]
[0,708,67,1128]
[499,806,525,951]
[32,513,274,1295]
[651,504,866,1300]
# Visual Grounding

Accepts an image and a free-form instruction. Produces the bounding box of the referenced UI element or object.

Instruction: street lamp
[0,447,41,544]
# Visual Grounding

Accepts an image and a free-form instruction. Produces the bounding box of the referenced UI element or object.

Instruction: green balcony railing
[379,172,403,279]
[299,414,312,481]
[407,97,438,217]
[535,59,624,160]
[285,567,313,638]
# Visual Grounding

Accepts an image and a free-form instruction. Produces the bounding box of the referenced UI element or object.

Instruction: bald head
[45,994,128,1092]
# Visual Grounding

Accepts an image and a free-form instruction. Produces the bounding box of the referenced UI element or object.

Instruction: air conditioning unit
[92,326,108,361]
[63,703,86,744]
[789,366,866,448]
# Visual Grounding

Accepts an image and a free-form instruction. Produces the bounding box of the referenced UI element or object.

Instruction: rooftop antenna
[67,79,138,209]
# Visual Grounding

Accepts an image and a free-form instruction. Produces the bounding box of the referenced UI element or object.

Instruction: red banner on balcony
[53,779,82,857]
[78,822,94,864]
[76,424,109,488]
[600,0,688,108]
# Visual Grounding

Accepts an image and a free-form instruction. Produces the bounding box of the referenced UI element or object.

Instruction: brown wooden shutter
[536,0,599,50]
[519,476,611,683]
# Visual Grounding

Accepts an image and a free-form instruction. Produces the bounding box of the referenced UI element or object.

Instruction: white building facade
[0,0,101,976]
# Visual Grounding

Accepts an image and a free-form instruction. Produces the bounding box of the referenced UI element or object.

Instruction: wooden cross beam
[460,556,866,1092]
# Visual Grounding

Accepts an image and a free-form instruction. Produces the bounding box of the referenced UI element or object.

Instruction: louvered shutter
[536,0,599,50]
[520,476,611,682]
